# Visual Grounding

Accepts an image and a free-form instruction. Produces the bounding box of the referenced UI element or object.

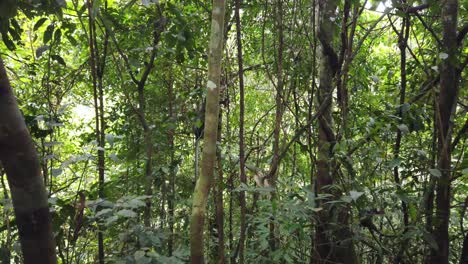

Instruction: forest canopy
[0,0,466,263]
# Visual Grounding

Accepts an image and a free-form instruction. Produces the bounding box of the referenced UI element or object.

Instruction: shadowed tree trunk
[190,0,226,262]
[0,56,57,264]
[460,233,468,264]
[86,1,108,261]
[313,0,357,263]
[167,69,176,256]
[214,110,225,263]
[235,0,247,261]
[430,1,460,264]
[387,7,411,262]
[265,0,285,253]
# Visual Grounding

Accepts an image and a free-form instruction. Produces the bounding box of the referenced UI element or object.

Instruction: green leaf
[91,0,102,20]
[95,208,112,218]
[9,19,22,41]
[395,10,405,17]
[2,33,15,50]
[34,18,48,31]
[43,24,54,43]
[51,55,66,66]
[105,134,114,146]
[126,198,146,208]
[349,190,364,201]
[116,209,137,218]
[399,103,410,113]
[195,119,203,128]
[409,204,417,221]
[51,168,62,177]
[397,124,409,134]
[429,168,442,178]
[109,153,119,162]
[388,158,401,168]
[66,34,78,46]
[341,195,353,203]
[36,45,49,58]
[105,215,118,225]
[439,52,448,60]
[134,250,146,259]
[53,28,62,43]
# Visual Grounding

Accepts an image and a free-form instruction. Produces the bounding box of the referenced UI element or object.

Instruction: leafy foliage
[0,0,466,263]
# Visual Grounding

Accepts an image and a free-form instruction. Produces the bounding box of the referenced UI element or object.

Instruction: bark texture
[190,0,226,262]
[235,0,247,261]
[0,56,57,264]
[430,1,459,264]
[313,0,357,263]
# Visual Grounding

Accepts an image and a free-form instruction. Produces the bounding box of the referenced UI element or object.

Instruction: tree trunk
[167,71,176,256]
[390,11,410,262]
[235,0,247,261]
[460,233,468,264]
[214,111,225,263]
[313,0,356,263]
[430,1,459,264]
[0,56,57,264]
[190,0,226,262]
[266,0,285,252]
[86,1,107,261]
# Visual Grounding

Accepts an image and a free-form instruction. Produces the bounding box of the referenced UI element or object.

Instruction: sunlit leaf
[116,209,137,218]
[429,168,442,178]
[439,52,448,59]
[349,190,364,201]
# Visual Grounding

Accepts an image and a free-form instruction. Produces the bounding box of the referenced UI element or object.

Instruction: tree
[190,0,226,262]
[313,0,356,262]
[430,1,460,263]
[0,0,466,263]
[0,56,57,264]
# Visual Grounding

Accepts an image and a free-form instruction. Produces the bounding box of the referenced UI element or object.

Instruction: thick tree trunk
[430,1,459,264]
[460,233,468,264]
[313,1,357,263]
[0,57,57,264]
[190,0,226,262]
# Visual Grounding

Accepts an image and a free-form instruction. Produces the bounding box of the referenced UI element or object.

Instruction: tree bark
[388,10,411,262]
[235,0,247,261]
[167,71,176,256]
[190,0,226,262]
[265,0,285,252]
[313,0,357,263]
[460,233,468,264]
[0,56,57,264]
[430,1,459,264]
[214,111,225,263]
[86,1,107,261]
